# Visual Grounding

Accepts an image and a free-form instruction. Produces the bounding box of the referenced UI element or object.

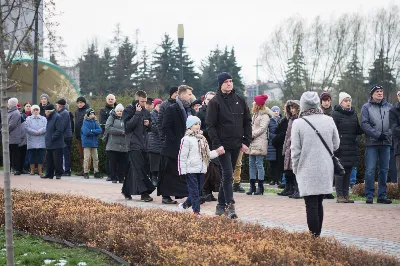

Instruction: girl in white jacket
[178,116,221,216]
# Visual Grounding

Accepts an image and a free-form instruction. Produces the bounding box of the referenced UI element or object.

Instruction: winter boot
[233,183,246,193]
[254,180,264,195]
[30,164,35,175]
[215,204,225,216]
[94,172,103,179]
[281,176,294,196]
[277,182,290,196]
[246,179,257,195]
[225,202,238,219]
[344,195,354,203]
[37,164,44,178]
[336,196,347,203]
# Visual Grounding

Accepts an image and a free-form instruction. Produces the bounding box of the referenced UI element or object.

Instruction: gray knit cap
[300,91,320,112]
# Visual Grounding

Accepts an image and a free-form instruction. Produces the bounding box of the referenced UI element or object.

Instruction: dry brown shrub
[352,183,400,199]
[0,189,398,266]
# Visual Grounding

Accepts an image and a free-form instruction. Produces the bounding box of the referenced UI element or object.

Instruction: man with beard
[158,85,194,204]
[121,90,155,202]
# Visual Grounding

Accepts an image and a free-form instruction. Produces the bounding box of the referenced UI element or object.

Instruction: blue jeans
[350,167,357,185]
[249,155,265,181]
[28,149,45,164]
[364,146,390,199]
[282,173,286,184]
[183,173,204,213]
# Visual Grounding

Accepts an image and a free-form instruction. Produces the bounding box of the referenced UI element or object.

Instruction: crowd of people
[3,73,400,236]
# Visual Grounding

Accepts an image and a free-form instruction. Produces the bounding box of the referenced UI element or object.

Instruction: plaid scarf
[185,129,210,165]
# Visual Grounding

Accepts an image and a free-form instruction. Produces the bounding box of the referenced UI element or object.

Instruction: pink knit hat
[153,99,163,108]
[254,94,269,106]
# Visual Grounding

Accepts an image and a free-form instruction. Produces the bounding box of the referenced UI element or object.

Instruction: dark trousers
[304,195,324,237]
[19,145,27,171]
[9,144,21,172]
[218,148,241,206]
[276,148,284,183]
[335,166,352,197]
[107,151,128,182]
[183,173,205,213]
[77,139,84,172]
[46,148,63,177]
[269,160,279,182]
[63,138,72,173]
[28,149,45,164]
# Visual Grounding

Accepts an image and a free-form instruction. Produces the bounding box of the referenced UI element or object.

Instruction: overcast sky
[55,0,398,85]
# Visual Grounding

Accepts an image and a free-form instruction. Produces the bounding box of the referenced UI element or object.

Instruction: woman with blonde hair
[246,94,270,195]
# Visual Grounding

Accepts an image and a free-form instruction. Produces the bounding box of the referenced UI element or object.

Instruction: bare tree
[0,0,56,264]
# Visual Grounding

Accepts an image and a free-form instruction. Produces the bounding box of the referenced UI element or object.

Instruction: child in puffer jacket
[81,108,102,179]
[178,116,223,217]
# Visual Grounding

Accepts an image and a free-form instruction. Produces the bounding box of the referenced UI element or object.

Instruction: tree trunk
[1,61,15,265]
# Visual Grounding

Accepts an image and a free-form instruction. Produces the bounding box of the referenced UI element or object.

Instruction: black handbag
[302,117,345,176]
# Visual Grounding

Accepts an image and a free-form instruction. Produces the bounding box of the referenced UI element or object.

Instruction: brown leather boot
[344,196,354,203]
[38,164,44,177]
[30,164,35,175]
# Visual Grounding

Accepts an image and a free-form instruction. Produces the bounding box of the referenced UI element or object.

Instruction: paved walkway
[1,173,400,259]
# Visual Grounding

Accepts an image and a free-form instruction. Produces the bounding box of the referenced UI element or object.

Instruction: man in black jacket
[159,85,193,204]
[389,91,400,192]
[158,86,178,143]
[122,90,155,202]
[99,94,117,133]
[74,96,90,176]
[206,72,252,219]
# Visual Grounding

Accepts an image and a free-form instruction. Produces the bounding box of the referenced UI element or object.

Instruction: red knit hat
[254,94,269,106]
[153,99,163,108]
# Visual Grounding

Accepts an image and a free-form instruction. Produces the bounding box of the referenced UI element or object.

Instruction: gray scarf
[176,97,192,120]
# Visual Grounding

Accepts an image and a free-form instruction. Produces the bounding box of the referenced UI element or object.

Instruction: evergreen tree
[283,41,309,101]
[368,48,396,103]
[112,36,138,93]
[175,45,200,92]
[98,47,113,93]
[136,47,155,93]
[338,52,365,110]
[78,42,102,95]
[152,34,179,94]
[199,46,245,97]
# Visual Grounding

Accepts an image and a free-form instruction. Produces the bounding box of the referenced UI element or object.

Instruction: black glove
[378,133,386,141]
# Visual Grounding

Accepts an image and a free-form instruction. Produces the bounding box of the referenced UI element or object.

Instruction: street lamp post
[177,24,184,84]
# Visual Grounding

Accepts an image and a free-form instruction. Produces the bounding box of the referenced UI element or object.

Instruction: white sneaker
[178,203,187,212]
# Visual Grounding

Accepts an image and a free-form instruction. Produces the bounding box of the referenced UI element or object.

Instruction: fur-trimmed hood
[285,100,300,119]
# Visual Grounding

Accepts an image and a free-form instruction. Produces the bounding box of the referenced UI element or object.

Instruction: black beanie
[370,85,384,96]
[57,99,66,105]
[169,86,178,98]
[44,104,55,111]
[218,72,233,89]
[76,96,86,103]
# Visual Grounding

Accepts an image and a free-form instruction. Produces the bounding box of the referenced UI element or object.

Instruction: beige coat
[247,109,270,156]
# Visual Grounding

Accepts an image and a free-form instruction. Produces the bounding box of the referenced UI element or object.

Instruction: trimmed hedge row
[0,189,398,265]
[352,183,400,199]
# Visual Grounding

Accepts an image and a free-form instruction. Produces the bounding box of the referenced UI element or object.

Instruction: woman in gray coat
[25,105,47,177]
[291,91,340,237]
[105,104,128,183]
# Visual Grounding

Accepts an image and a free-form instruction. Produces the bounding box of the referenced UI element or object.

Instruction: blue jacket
[58,107,72,138]
[45,111,65,150]
[81,117,102,148]
[266,116,281,161]
[360,99,392,147]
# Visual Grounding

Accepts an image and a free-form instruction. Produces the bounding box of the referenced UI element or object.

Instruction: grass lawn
[0,231,120,266]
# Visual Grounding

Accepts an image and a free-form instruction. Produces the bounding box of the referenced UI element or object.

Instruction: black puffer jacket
[157,98,176,142]
[197,104,210,142]
[123,102,151,152]
[206,89,252,150]
[148,109,162,154]
[389,102,400,155]
[99,103,117,132]
[332,105,364,168]
[74,104,90,139]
